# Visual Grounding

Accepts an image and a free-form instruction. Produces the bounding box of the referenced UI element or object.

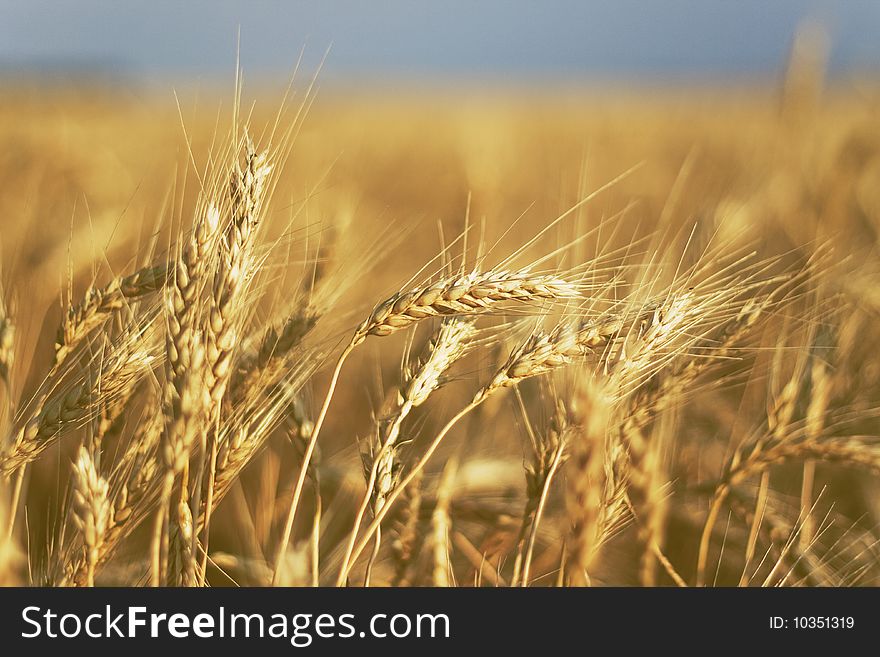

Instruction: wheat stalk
[603,290,697,585]
[431,457,458,587]
[337,312,615,583]
[287,408,320,586]
[338,318,475,585]
[54,413,162,586]
[204,140,271,413]
[512,396,569,586]
[152,338,207,585]
[354,269,579,341]
[168,490,197,586]
[275,264,580,584]
[339,290,697,583]
[150,199,222,586]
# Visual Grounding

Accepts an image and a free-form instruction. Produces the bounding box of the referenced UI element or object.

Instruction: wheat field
[0,71,879,587]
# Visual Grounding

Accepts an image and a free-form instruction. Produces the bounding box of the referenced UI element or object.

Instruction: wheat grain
[70,446,111,587]
[205,141,272,412]
[355,269,580,343]
[56,263,170,366]
[0,338,155,477]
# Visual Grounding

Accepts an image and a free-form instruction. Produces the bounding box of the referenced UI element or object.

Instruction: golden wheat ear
[275,257,586,585]
[56,263,170,368]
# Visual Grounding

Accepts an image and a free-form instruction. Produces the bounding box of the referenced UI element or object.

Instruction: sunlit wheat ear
[275,264,582,585]
[353,268,580,343]
[100,417,163,578]
[197,141,273,583]
[565,379,611,586]
[478,290,688,401]
[729,434,880,486]
[402,318,476,407]
[341,318,476,586]
[230,308,318,403]
[152,338,207,586]
[607,291,697,585]
[481,327,582,395]
[477,315,623,398]
[70,446,111,587]
[166,204,222,392]
[205,139,272,413]
[617,291,776,586]
[229,221,355,408]
[0,338,156,477]
[151,200,220,587]
[341,292,697,583]
[626,297,766,431]
[608,290,696,386]
[55,263,170,367]
[54,412,162,586]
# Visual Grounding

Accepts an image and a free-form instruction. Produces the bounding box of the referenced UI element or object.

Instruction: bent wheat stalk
[511,396,569,586]
[337,319,474,585]
[273,266,579,584]
[337,313,618,583]
[520,420,567,587]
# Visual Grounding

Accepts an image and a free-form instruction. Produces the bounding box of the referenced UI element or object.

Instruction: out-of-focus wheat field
[1,63,879,587]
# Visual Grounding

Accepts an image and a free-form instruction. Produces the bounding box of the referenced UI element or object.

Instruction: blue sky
[1,1,878,84]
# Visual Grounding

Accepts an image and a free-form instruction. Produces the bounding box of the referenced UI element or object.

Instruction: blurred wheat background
[1,3,880,587]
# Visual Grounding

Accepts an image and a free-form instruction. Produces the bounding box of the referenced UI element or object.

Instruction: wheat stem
[520,439,565,587]
[339,399,480,584]
[272,340,355,584]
